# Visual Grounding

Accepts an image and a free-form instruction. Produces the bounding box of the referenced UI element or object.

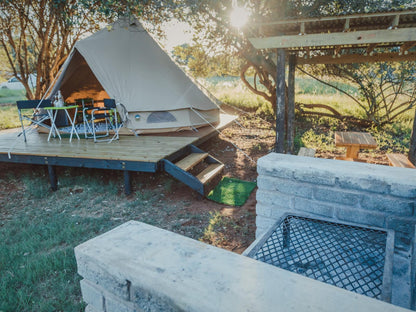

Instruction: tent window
[147,111,177,123]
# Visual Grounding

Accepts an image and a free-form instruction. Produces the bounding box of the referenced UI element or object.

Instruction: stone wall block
[360,194,414,216]
[293,197,334,218]
[389,183,416,198]
[85,305,102,312]
[337,176,390,195]
[76,253,131,301]
[257,166,294,180]
[256,189,294,209]
[335,207,385,228]
[293,170,336,186]
[256,204,272,218]
[256,215,276,238]
[80,279,105,312]
[105,290,139,312]
[386,216,416,234]
[256,175,279,191]
[313,187,362,207]
[258,176,314,199]
[132,286,178,312]
[270,206,290,219]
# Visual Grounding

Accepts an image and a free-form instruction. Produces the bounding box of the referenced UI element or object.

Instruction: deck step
[175,153,208,171]
[196,163,224,185]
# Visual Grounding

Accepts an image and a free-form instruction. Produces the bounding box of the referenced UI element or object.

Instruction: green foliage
[306,61,416,125]
[172,44,243,77]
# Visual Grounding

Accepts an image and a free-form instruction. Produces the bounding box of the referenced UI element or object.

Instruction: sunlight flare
[230,6,249,28]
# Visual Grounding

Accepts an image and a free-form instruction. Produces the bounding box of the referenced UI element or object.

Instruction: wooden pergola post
[409,109,416,165]
[275,49,286,153]
[287,53,296,154]
[249,10,416,157]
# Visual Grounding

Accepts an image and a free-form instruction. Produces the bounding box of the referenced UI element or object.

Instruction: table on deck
[335,131,377,161]
[44,105,80,142]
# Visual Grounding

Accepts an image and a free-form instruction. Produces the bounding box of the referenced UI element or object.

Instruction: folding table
[44,105,80,142]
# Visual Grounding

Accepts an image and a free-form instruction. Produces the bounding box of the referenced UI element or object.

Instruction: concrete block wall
[256,153,416,248]
[75,221,410,312]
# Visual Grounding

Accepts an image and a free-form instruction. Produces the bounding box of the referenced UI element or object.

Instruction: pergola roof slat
[249,10,416,64]
[250,27,416,50]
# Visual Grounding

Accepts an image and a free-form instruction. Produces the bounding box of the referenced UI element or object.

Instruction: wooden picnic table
[335,131,378,161]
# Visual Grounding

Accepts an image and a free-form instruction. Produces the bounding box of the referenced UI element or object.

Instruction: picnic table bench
[335,131,377,162]
[386,153,415,169]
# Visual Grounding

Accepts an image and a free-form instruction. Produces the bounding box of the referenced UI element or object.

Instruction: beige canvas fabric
[49,18,219,132]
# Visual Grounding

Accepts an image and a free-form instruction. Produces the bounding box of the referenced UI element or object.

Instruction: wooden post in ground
[275,49,286,153]
[47,165,58,191]
[124,170,132,195]
[409,109,416,165]
[287,53,296,154]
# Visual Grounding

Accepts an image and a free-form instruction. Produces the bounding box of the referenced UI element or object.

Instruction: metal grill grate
[251,215,392,300]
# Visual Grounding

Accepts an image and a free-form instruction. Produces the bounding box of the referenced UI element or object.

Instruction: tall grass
[205,76,414,155]
[0,104,22,129]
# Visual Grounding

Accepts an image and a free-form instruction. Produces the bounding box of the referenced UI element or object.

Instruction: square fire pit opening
[247,213,394,302]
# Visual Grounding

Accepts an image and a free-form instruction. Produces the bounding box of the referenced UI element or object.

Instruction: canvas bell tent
[49,18,220,134]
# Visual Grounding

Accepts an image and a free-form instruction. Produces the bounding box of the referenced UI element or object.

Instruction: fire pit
[246,213,394,302]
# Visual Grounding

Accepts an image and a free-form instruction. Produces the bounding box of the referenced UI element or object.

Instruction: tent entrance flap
[56,49,109,103]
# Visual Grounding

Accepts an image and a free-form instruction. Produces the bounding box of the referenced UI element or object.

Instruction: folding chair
[83,99,120,142]
[17,99,52,142]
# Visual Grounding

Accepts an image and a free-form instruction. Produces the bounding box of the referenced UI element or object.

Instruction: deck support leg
[124,170,131,195]
[47,165,58,191]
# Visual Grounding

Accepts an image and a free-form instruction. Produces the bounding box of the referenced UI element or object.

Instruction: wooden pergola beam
[249,28,416,50]
[296,51,416,64]
[400,42,416,54]
[252,10,416,28]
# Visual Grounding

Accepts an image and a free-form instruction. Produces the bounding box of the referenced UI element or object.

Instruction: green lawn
[0,88,26,104]
[0,166,222,311]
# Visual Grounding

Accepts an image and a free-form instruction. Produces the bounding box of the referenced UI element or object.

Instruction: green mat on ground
[207,177,257,206]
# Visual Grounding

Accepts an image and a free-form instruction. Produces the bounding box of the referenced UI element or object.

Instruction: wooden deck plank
[0,133,195,162]
[0,114,237,164]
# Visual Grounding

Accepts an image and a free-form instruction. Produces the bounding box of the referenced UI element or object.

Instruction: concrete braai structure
[248,10,416,156]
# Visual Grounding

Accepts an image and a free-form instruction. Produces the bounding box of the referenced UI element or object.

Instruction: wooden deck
[0,114,236,173]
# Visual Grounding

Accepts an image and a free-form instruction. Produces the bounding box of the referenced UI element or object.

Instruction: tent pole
[275,48,286,153]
